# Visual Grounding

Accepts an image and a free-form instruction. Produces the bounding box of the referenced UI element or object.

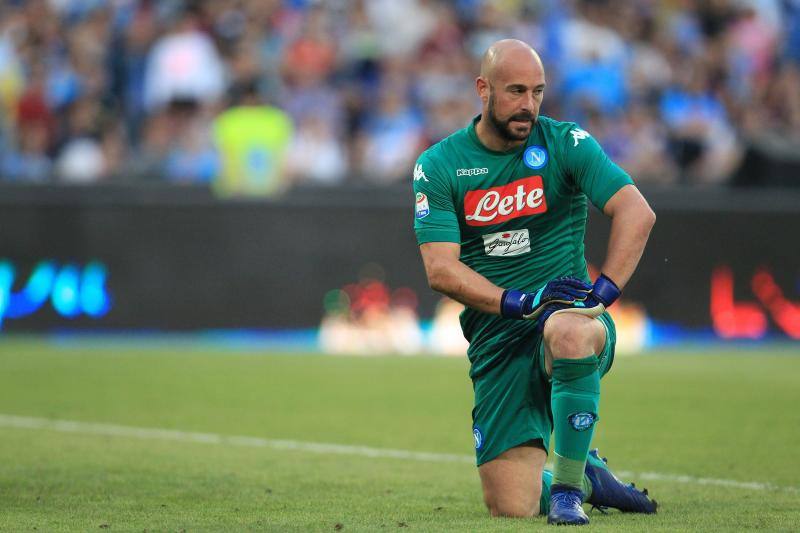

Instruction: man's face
[480,55,546,142]
[486,87,540,142]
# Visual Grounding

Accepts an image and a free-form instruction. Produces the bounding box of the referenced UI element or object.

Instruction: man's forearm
[600,205,655,290]
[426,258,504,315]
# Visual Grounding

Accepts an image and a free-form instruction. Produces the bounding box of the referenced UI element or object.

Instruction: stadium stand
[1,0,799,188]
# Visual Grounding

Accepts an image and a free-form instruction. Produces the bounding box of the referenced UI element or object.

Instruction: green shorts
[471,312,616,466]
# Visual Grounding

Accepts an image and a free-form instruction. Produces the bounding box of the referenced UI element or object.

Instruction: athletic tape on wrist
[500,289,527,319]
[592,274,621,307]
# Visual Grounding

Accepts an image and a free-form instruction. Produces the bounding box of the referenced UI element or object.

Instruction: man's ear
[476,77,490,104]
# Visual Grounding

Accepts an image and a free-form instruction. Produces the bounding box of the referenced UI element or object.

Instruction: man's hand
[501,277,592,320]
[549,273,622,321]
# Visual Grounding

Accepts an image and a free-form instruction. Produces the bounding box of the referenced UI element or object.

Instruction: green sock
[540,469,553,515]
[550,355,600,491]
[539,469,592,515]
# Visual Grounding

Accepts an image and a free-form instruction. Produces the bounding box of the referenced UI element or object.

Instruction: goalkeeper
[412,39,657,526]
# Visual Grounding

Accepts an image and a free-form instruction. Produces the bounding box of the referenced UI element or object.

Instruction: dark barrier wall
[1,184,799,338]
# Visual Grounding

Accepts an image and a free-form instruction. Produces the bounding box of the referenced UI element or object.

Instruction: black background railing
[1,183,798,337]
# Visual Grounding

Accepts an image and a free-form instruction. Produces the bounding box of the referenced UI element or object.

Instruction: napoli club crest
[473,426,484,450]
[523,145,548,170]
[568,412,597,432]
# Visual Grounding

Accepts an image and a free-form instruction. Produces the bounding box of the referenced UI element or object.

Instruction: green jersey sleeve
[412,154,461,245]
[560,124,634,211]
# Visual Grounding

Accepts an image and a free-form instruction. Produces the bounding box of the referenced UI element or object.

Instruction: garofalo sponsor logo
[482,229,531,257]
[456,167,489,177]
[464,176,548,226]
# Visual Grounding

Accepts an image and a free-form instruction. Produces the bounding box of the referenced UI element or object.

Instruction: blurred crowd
[1,0,800,190]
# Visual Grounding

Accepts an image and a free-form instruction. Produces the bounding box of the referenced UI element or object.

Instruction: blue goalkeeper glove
[500,277,593,321]
[524,274,621,333]
[547,273,622,320]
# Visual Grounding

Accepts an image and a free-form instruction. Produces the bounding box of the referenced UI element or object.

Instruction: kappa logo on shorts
[568,412,597,432]
[473,426,484,450]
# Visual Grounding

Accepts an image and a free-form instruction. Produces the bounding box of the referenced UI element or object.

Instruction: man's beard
[487,92,536,142]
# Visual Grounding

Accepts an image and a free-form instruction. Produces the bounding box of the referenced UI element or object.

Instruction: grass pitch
[0,339,798,531]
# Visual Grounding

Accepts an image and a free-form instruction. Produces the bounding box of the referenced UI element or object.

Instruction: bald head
[480,39,543,83]
[475,39,546,150]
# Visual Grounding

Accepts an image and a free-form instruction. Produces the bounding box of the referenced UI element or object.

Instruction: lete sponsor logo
[482,229,531,257]
[463,176,547,226]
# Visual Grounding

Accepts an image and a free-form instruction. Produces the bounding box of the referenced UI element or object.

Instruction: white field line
[613,471,799,493]
[0,414,474,464]
[1,414,797,494]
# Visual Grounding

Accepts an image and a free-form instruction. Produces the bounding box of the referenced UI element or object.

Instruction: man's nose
[521,91,536,112]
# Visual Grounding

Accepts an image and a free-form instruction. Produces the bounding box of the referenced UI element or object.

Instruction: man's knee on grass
[481,471,541,518]
[485,493,539,518]
[479,445,546,518]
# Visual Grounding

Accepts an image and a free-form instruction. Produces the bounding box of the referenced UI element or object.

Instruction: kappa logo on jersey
[523,146,548,170]
[413,163,429,182]
[464,176,547,226]
[570,128,591,146]
[415,192,430,219]
[482,229,530,257]
[456,167,489,177]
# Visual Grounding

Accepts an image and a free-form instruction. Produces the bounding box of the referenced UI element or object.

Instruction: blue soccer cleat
[547,485,589,525]
[584,449,658,514]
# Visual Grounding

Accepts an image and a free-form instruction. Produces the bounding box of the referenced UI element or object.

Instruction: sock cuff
[552,355,599,381]
[551,452,586,489]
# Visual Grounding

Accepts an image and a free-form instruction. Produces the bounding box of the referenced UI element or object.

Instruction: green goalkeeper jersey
[413,115,633,378]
